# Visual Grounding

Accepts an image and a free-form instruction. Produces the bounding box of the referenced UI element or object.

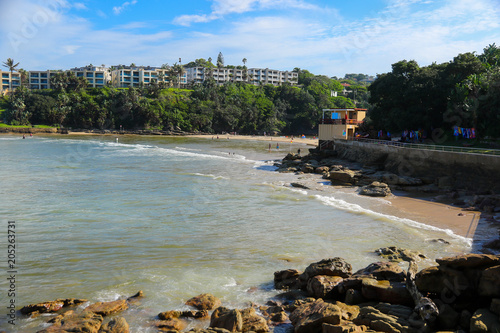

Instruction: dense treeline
[1,71,364,134]
[368,44,500,139]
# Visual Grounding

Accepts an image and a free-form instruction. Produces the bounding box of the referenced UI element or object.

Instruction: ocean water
[0,135,477,332]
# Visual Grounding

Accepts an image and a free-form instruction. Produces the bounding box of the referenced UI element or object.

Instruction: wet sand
[388,195,481,239]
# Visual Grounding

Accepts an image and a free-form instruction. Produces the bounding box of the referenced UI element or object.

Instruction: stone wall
[331,140,500,192]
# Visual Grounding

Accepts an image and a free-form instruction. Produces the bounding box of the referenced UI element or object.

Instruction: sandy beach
[187,133,319,146]
[388,195,481,239]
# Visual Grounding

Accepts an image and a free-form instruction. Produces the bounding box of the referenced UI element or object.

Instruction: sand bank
[388,195,481,239]
[187,134,319,146]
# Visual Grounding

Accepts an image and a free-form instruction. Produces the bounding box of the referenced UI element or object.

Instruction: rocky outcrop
[240,307,269,332]
[375,246,427,262]
[274,269,303,290]
[186,293,222,310]
[289,299,342,333]
[37,311,103,333]
[210,307,243,332]
[21,298,88,316]
[359,182,391,197]
[85,300,128,316]
[98,317,129,333]
[307,275,344,299]
[302,258,353,280]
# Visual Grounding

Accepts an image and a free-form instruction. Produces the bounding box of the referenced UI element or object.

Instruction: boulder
[261,305,289,323]
[99,317,129,333]
[37,311,103,333]
[478,265,500,297]
[158,310,181,320]
[375,246,426,262]
[85,300,128,316]
[307,275,343,299]
[154,318,188,332]
[210,307,243,332]
[354,306,410,333]
[240,307,269,332]
[291,182,310,190]
[283,153,302,161]
[186,293,222,311]
[289,299,342,333]
[361,279,413,305]
[436,254,500,269]
[353,262,406,282]
[358,182,391,197]
[315,166,330,174]
[21,298,87,316]
[301,164,315,173]
[344,289,366,306]
[274,269,303,290]
[182,310,209,319]
[470,308,500,333]
[303,258,353,280]
[326,170,359,185]
[415,265,469,294]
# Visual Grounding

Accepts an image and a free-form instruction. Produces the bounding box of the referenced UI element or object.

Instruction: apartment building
[29,70,60,90]
[111,66,187,88]
[185,67,298,86]
[1,70,21,94]
[70,66,111,88]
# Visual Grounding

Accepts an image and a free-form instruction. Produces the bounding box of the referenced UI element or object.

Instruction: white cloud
[173,0,321,26]
[113,0,138,15]
[73,3,87,10]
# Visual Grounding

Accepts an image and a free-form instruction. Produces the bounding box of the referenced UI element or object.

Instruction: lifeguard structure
[318,108,367,147]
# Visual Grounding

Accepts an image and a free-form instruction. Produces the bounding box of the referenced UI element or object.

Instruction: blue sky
[0,0,499,77]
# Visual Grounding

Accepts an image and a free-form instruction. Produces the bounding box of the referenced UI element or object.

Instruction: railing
[320,119,363,125]
[333,137,500,156]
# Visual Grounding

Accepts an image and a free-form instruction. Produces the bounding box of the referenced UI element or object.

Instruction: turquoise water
[0,135,474,332]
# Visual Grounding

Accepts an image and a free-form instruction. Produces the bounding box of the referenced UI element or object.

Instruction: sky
[0,0,499,77]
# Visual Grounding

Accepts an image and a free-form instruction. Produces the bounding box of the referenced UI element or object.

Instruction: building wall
[185,67,298,86]
[1,70,21,94]
[319,124,358,140]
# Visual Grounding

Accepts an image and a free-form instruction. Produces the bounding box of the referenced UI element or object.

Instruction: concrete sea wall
[331,140,500,192]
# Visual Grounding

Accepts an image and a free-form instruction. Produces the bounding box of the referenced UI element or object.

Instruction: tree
[2,58,20,93]
[217,52,224,68]
[242,58,247,67]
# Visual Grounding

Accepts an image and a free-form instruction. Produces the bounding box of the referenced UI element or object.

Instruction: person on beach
[269,143,271,152]
[276,143,279,150]
[298,148,301,155]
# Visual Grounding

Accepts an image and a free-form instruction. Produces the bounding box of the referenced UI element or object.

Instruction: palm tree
[172,63,184,89]
[242,58,248,83]
[2,58,20,93]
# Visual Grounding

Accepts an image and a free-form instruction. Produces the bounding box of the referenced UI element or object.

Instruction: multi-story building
[70,66,111,88]
[111,66,187,88]
[185,67,298,86]
[1,70,21,94]
[29,70,60,90]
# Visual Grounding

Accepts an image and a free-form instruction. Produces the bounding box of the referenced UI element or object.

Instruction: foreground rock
[85,300,128,316]
[21,298,88,316]
[186,293,222,310]
[359,181,392,197]
[98,317,129,333]
[37,311,103,333]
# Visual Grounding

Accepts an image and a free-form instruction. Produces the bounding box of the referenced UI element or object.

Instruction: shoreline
[2,130,494,245]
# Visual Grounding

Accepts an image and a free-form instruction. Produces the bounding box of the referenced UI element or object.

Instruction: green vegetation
[367,44,500,140]
[3,70,363,134]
